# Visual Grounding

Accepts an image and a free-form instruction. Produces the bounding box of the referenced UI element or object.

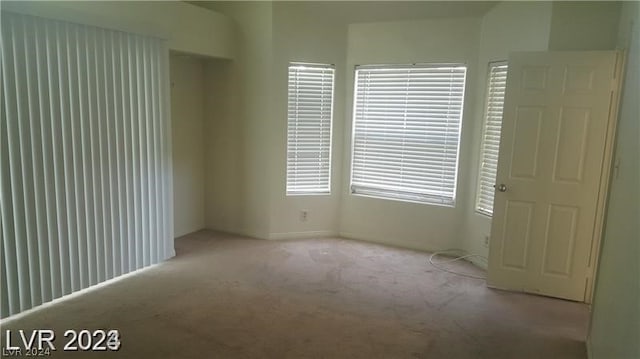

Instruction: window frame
[475,60,509,217]
[285,62,336,196]
[349,63,468,206]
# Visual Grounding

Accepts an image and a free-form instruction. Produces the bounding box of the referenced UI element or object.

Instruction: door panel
[521,66,550,91]
[563,65,596,93]
[501,200,534,270]
[488,51,617,301]
[541,204,579,277]
[552,107,590,182]
[510,107,543,179]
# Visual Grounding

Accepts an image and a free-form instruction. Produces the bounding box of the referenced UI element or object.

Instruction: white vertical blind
[350,64,467,205]
[286,63,335,195]
[0,11,174,318]
[476,62,508,216]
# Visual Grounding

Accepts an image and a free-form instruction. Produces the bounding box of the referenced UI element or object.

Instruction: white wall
[203,59,245,235]
[199,2,631,277]
[171,55,206,237]
[202,2,274,238]
[204,2,348,240]
[339,18,482,251]
[548,1,622,51]
[204,3,493,247]
[1,1,235,59]
[268,3,347,239]
[588,2,640,358]
[460,2,553,266]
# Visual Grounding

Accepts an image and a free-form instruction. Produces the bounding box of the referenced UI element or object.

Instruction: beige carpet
[1,230,588,358]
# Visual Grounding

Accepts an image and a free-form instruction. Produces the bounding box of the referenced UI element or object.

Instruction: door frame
[583,50,627,303]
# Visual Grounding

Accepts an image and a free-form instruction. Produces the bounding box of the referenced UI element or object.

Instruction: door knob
[496,184,507,192]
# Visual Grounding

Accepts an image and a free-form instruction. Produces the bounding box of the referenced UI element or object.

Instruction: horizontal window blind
[350,64,467,205]
[0,12,173,318]
[286,63,335,195]
[476,62,508,216]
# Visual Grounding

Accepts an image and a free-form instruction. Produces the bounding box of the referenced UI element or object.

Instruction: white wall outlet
[300,210,309,222]
[484,234,490,248]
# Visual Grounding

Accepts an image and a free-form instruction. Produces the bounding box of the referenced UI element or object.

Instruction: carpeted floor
[1,230,589,358]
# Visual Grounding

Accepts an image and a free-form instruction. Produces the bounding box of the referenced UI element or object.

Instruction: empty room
[0,1,638,358]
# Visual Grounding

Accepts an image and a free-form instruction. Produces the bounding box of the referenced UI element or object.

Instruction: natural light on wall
[350,64,467,205]
[475,62,508,216]
[286,63,335,195]
[0,12,173,318]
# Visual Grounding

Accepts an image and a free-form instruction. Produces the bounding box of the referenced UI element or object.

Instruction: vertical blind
[286,63,335,195]
[476,62,508,216]
[351,64,467,205]
[0,12,173,318]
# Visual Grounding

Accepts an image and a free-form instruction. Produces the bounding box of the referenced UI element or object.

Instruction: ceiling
[190,1,499,23]
[285,1,498,23]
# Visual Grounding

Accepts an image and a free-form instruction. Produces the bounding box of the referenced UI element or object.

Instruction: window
[476,62,508,216]
[286,63,335,195]
[350,64,467,205]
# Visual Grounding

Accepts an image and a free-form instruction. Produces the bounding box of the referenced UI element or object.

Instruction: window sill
[286,192,331,196]
[475,209,493,218]
[351,191,455,208]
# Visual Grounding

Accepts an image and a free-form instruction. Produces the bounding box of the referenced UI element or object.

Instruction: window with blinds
[286,63,335,195]
[475,62,508,216]
[350,64,467,205]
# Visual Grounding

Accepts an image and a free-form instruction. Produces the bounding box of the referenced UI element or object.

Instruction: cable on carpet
[429,249,488,280]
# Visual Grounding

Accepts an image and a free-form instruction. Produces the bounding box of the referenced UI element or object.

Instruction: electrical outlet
[300,210,308,222]
[483,235,490,248]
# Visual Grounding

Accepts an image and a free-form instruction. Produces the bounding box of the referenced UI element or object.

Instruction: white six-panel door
[487,51,618,301]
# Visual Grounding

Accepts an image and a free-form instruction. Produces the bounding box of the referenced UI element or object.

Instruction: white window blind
[0,12,173,318]
[286,63,335,195]
[476,62,508,216]
[350,64,467,205]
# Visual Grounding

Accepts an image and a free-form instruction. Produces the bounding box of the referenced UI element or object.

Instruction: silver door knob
[496,184,507,192]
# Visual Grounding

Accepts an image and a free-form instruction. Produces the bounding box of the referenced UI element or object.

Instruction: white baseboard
[203,225,270,240]
[338,231,489,271]
[338,231,439,253]
[268,230,337,240]
[174,227,207,239]
[203,225,336,241]
[241,228,270,240]
[468,256,488,270]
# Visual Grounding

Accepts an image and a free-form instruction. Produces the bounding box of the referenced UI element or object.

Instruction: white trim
[268,230,337,240]
[236,228,270,240]
[339,231,440,253]
[586,334,593,359]
[585,50,626,304]
[203,225,270,240]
